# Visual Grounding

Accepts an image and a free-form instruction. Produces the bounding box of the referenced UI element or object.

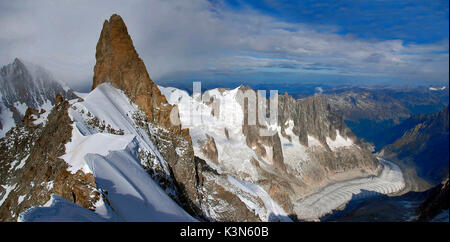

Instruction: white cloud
[0,0,448,90]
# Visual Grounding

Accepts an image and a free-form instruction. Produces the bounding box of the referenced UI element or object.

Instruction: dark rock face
[381,106,449,186]
[417,178,449,221]
[241,98,288,175]
[0,96,100,221]
[279,94,361,149]
[283,95,379,188]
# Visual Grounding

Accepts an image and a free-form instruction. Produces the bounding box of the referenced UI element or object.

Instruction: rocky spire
[93,14,202,216]
[93,14,178,130]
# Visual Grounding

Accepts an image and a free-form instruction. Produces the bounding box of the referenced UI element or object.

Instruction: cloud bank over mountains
[0,0,448,90]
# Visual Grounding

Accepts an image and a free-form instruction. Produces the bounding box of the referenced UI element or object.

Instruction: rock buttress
[92,14,202,216]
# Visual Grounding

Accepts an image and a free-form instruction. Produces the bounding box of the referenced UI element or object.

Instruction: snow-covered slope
[0,101,15,137]
[19,83,196,222]
[159,86,292,221]
[85,142,196,222]
[67,83,171,176]
[159,86,260,179]
[19,195,110,222]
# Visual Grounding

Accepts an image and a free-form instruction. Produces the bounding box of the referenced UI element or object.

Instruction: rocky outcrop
[194,157,261,221]
[92,14,203,218]
[417,178,449,221]
[242,90,379,188]
[200,135,218,163]
[0,95,100,221]
[93,14,176,131]
[279,94,370,150]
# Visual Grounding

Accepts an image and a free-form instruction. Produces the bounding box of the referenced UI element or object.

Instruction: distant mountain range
[380,105,449,187]
[322,86,448,150]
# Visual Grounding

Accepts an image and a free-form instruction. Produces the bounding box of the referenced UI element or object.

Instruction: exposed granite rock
[200,134,218,164]
[93,14,177,131]
[238,87,287,175]
[241,89,379,186]
[194,157,260,221]
[279,94,366,149]
[0,95,100,221]
[92,14,203,218]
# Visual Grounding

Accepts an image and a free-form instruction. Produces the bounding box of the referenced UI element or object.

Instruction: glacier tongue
[294,158,405,221]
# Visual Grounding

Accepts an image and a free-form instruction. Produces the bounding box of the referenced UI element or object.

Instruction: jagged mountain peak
[2,58,58,84]
[0,59,77,137]
[1,58,73,103]
[92,14,203,217]
[92,14,180,131]
[11,58,26,70]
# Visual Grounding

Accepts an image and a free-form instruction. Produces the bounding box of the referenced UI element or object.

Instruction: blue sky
[214,0,449,44]
[0,0,448,90]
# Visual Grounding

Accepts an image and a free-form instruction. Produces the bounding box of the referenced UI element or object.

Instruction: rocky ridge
[381,105,449,187]
[0,95,100,221]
